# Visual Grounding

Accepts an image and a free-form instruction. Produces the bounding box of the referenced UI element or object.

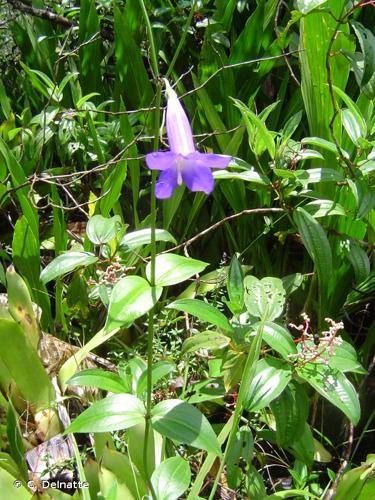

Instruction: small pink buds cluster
[289,313,344,365]
[96,262,128,285]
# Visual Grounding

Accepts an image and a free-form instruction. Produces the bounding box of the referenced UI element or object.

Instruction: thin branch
[6,0,73,27]
[5,0,114,41]
[164,208,285,254]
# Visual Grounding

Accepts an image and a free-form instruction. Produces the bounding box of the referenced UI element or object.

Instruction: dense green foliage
[0,0,374,498]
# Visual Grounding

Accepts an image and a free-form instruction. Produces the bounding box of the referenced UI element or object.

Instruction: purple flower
[146,80,232,199]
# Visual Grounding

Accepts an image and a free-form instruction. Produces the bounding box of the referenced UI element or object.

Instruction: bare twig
[6,0,72,27]
[5,0,114,40]
[164,208,285,254]
[325,422,355,500]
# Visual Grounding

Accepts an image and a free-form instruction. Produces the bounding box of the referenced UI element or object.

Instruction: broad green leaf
[304,199,346,218]
[296,0,327,14]
[335,455,375,500]
[332,85,367,137]
[184,379,225,404]
[101,447,147,499]
[244,358,292,411]
[0,468,30,499]
[67,369,127,394]
[233,98,275,158]
[181,331,230,355]
[127,420,160,484]
[301,137,349,159]
[137,361,175,396]
[244,276,285,321]
[282,111,303,141]
[358,477,375,500]
[261,321,298,359]
[223,351,246,391]
[97,465,135,499]
[293,207,332,298]
[66,394,145,433]
[345,51,375,99]
[0,452,20,481]
[151,399,221,455]
[329,341,366,374]
[270,382,309,446]
[151,457,191,500]
[213,169,269,186]
[247,465,267,499]
[40,252,98,284]
[297,363,360,424]
[86,215,121,245]
[120,229,176,251]
[0,319,55,412]
[313,437,333,463]
[167,298,233,332]
[306,168,344,183]
[105,276,162,331]
[6,265,39,350]
[351,22,375,87]
[147,255,208,287]
[281,273,304,296]
[342,108,362,146]
[345,241,370,284]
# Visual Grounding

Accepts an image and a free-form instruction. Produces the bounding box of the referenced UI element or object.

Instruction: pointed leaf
[297,363,360,425]
[151,400,221,455]
[167,298,233,332]
[40,252,98,284]
[244,358,292,411]
[66,394,145,433]
[151,457,191,500]
[67,369,127,394]
[293,207,332,297]
[147,255,208,287]
[105,276,162,331]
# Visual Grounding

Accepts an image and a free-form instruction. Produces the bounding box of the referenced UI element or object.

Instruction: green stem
[139,0,159,79]
[181,354,190,399]
[187,415,234,500]
[208,313,267,500]
[165,1,196,79]
[138,1,160,497]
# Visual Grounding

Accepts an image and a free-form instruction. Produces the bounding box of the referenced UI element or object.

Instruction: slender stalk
[138,0,159,79]
[208,313,268,499]
[166,1,196,79]
[187,415,234,500]
[138,1,160,497]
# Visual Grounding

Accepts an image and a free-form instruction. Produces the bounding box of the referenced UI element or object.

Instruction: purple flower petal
[145,151,177,170]
[166,84,195,156]
[188,152,232,169]
[181,160,214,194]
[155,166,179,199]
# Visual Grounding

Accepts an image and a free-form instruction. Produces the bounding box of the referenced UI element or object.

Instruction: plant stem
[138,1,160,497]
[139,0,159,79]
[187,415,234,500]
[166,1,196,79]
[208,313,267,499]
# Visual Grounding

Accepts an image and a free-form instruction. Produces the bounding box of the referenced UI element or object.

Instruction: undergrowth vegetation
[0,0,374,499]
